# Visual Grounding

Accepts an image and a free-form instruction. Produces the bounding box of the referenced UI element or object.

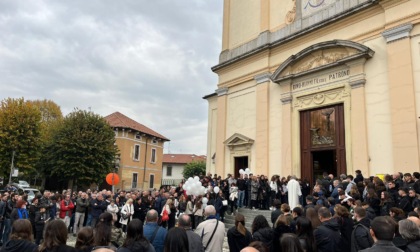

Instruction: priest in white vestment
[287,176,302,210]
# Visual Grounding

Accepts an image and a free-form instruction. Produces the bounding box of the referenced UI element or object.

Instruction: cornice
[382,23,413,43]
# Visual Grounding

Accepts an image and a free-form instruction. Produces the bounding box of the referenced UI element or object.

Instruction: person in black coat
[398,188,413,213]
[36,219,77,252]
[399,218,420,252]
[333,205,353,252]
[271,199,282,228]
[251,215,275,252]
[34,207,50,245]
[313,207,342,252]
[272,214,293,251]
[351,207,374,252]
[227,213,252,252]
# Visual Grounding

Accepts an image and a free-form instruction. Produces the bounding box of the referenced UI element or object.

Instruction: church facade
[204,0,420,182]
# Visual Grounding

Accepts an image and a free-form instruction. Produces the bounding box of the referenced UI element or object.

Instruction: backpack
[351,224,374,252]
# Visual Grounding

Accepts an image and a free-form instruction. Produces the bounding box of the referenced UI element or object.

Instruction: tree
[45,109,118,188]
[0,98,42,179]
[29,99,63,187]
[182,161,206,179]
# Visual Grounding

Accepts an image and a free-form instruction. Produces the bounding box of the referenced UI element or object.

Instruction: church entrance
[300,104,346,185]
[234,156,248,178]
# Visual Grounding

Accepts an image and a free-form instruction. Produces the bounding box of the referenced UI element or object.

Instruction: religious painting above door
[302,0,335,18]
[310,107,336,147]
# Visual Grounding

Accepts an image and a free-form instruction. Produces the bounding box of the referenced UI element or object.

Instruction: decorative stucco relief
[294,88,349,109]
[285,0,297,25]
[291,48,358,75]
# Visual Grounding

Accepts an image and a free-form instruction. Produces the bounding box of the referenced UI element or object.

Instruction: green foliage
[45,109,118,186]
[0,98,42,176]
[182,161,206,179]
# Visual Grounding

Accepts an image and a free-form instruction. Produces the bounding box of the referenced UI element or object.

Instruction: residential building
[204,0,420,183]
[162,154,206,186]
[105,112,169,190]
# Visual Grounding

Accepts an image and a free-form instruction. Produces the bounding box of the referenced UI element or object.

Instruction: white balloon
[182,184,187,190]
[245,168,250,174]
[214,186,220,194]
[239,169,244,175]
[188,177,193,183]
[202,197,208,204]
[194,176,199,181]
[197,181,202,187]
[186,186,191,191]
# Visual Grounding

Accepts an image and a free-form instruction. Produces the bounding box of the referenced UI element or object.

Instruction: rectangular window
[132,173,138,188]
[135,133,141,140]
[167,166,172,176]
[151,148,156,163]
[133,144,140,161]
[152,139,158,144]
[149,174,154,189]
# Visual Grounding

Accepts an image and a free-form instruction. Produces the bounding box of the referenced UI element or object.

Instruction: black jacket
[398,195,413,213]
[273,224,293,251]
[351,218,373,252]
[271,209,282,227]
[406,240,420,252]
[313,219,342,252]
[252,227,275,252]
[334,216,353,252]
[227,227,252,252]
[0,239,38,252]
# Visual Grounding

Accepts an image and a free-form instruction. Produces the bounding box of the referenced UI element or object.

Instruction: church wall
[413,25,420,160]
[226,84,257,173]
[363,37,394,175]
[268,82,283,176]
[228,0,261,49]
[206,95,218,176]
[269,0,294,32]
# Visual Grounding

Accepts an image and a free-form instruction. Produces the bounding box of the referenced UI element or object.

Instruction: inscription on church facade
[292,69,350,90]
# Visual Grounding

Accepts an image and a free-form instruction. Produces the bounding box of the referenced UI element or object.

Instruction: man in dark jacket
[360,216,403,252]
[398,188,413,213]
[271,199,282,227]
[351,207,373,252]
[90,193,107,227]
[313,207,342,252]
[73,192,89,236]
[178,214,204,252]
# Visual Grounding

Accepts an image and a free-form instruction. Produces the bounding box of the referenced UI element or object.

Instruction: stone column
[222,0,230,51]
[255,73,271,176]
[215,87,229,177]
[347,59,369,176]
[260,0,270,32]
[382,23,419,172]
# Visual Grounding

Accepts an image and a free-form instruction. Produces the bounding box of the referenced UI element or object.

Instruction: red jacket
[59,200,75,219]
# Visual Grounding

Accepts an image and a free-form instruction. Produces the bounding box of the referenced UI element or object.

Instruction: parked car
[17,188,40,203]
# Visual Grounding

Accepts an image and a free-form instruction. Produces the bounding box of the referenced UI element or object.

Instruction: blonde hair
[126,198,133,204]
[235,213,247,236]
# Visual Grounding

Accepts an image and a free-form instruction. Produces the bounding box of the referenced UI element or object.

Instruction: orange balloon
[106,173,120,185]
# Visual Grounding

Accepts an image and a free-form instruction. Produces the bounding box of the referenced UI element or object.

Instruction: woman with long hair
[305,208,321,230]
[163,227,188,252]
[93,212,120,250]
[332,205,353,252]
[193,196,203,229]
[270,176,279,210]
[184,196,194,228]
[166,198,176,230]
[251,215,275,252]
[296,217,315,252]
[120,198,134,232]
[280,233,304,252]
[118,219,155,252]
[229,182,238,215]
[10,200,28,224]
[251,177,260,210]
[365,188,380,216]
[380,191,395,216]
[273,214,293,251]
[389,207,405,222]
[227,213,252,252]
[0,219,38,252]
[75,227,94,252]
[37,219,76,252]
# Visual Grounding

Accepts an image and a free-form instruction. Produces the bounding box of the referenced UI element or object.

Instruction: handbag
[161,208,169,222]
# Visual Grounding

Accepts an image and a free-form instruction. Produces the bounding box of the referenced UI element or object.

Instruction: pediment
[271,40,374,83]
[224,133,254,150]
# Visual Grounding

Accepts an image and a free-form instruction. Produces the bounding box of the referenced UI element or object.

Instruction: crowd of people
[0,170,418,252]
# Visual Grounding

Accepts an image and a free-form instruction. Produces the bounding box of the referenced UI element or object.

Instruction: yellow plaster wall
[268,82,283,177]
[229,0,261,48]
[363,37,394,175]
[269,0,293,31]
[412,25,420,161]
[206,96,218,176]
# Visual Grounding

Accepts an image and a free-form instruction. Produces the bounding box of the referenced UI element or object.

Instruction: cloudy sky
[0,0,223,155]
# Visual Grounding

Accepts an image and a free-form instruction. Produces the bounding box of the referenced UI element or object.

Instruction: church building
[204,0,420,183]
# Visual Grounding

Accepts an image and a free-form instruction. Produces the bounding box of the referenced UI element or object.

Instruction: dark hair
[281,233,304,252]
[164,227,188,252]
[354,207,366,218]
[251,215,270,234]
[10,219,33,241]
[249,241,268,252]
[94,212,112,246]
[38,220,68,252]
[296,217,315,252]
[273,199,281,208]
[122,219,149,249]
[293,207,303,217]
[371,216,396,241]
[75,227,94,250]
[318,207,331,219]
[305,208,321,229]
